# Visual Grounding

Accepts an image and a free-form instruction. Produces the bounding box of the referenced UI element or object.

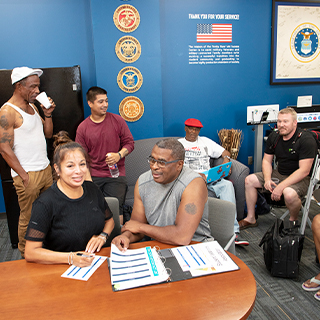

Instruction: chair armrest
[104,197,121,246]
[207,197,236,255]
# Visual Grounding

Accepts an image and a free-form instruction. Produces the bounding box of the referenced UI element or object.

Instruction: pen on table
[77,253,95,258]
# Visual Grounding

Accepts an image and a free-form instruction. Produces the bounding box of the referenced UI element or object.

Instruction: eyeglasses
[147,156,182,168]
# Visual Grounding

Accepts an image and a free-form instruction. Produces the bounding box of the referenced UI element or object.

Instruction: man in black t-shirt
[239,108,317,229]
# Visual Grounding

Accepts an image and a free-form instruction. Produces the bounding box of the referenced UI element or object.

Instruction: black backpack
[259,218,304,278]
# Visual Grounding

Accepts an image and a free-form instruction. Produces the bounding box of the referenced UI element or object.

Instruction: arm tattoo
[0,115,9,130]
[0,132,13,144]
[185,202,197,215]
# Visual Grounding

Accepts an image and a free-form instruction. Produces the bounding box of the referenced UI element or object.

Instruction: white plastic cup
[36,92,51,109]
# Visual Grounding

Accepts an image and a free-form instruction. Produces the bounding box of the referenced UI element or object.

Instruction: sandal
[315,291,320,301]
[239,219,258,230]
[302,277,320,291]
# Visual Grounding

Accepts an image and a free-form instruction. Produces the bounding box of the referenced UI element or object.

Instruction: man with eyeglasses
[112,138,212,251]
[178,118,248,246]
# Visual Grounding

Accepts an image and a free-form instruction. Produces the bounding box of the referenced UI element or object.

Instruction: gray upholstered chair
[207,197,236,255]
[104,197,121,247]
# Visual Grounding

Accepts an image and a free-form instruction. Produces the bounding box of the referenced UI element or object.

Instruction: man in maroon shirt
[76,87,134,225]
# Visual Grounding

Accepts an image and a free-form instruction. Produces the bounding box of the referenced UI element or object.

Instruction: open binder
[108,241,239,291]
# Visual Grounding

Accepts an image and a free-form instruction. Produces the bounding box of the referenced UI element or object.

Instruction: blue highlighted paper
[110,244,169,291]
[61,256,106,281]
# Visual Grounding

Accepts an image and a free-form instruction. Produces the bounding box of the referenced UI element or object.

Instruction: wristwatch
[99,232,109,241]
[223,155,231,161]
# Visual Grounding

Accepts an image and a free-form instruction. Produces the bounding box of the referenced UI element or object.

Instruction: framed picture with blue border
[271,0,320,84]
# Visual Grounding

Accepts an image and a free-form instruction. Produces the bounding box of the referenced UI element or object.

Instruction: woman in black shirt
[25,131,114,267]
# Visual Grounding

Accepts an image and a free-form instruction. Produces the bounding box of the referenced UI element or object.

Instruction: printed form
[110,244,169,291]
[171,241,239,277]
[61,255,107,281]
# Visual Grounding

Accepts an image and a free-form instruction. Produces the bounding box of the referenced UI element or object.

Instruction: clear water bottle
[108,163,119,178]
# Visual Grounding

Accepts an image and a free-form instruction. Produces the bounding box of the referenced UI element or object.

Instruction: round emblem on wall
[117,66,143,93]
[290,23,320,63]
[115,36,141,63]
[113,4,140,33]
[119,96,144,122]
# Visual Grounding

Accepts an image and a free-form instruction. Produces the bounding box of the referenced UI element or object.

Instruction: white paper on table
[110,244,169,291]
[171,241,239,276]
[61,255,107,281]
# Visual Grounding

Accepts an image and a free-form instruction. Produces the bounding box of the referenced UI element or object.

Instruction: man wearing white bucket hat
[0,66,56,257]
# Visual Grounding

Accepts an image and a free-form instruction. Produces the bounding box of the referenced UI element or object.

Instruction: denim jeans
[207,178,239,234]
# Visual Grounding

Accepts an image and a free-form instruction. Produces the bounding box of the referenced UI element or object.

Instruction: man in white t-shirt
[178,118,248,246]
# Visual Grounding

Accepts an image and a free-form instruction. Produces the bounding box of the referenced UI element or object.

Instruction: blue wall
[158,0,320,166]
[0,0,96,116]
[0,0,319,213]
[90,0,164,138]
[0,0,96,212]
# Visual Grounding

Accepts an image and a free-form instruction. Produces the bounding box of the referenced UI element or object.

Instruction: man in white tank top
[0,67,56,257]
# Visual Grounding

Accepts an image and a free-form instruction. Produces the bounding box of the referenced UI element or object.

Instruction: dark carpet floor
[239,201,320,320]
[1,202,320,319]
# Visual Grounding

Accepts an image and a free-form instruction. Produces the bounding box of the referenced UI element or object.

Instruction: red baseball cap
[184,118,203,128]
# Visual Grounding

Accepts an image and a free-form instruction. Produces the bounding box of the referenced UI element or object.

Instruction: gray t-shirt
[138,166,212,242]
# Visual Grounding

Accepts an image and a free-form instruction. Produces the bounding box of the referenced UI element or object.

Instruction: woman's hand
[73,252,95,268]
[85,235,106,253]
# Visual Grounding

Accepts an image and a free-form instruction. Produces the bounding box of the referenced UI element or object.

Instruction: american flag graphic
[197,24,232,43]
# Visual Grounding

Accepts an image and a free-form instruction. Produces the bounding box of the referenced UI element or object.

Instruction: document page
[110,244,169,291]
[61,255,107,281]
[171,241,239,277]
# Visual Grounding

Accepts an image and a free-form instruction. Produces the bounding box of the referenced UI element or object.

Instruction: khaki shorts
[255,170,310,199]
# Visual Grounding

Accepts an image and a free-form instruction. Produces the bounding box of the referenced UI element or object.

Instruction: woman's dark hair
[52,131,90,179]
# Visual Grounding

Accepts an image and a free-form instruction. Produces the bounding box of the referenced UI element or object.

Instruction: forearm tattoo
[185,202,197,215]
[0,132,13,144]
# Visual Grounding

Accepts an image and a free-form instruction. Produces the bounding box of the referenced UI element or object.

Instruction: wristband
[118,152,122,159]
[99,232,109,242]
[45,115,52,118]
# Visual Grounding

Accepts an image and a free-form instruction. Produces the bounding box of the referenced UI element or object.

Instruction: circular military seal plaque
[119,96,144,122]
[290,23,320,63]
[115,36,141,63]
[117,66,143,93]
[113,4,140,33]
